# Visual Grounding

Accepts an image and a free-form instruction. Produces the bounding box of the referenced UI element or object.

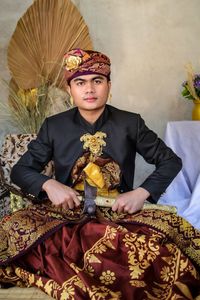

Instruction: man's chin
[80,104,106,111]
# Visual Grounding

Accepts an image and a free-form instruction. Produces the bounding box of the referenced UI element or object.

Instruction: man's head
[63,49,111,118]
[63,48,111,85]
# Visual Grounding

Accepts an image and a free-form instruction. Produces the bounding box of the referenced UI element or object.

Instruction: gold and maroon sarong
[0,203,200,299]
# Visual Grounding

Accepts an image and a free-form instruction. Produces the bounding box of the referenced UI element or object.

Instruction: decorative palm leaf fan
[4,0,92,133]
[7,0,93,90]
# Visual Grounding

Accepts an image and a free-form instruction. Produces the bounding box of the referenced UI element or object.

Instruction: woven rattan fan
[7,0,93,90]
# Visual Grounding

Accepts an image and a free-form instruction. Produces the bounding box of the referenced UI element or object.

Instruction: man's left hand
[112,187,150,214]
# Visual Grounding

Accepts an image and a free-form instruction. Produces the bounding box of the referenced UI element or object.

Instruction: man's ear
[66,84,71,96]
[108,81,111,93]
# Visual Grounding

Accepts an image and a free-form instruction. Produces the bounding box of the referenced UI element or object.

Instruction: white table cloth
[158,121,200,230]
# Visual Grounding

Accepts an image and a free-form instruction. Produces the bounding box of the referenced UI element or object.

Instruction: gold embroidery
[1,207,200,299]
[130,280,146,287]
[60,285,75,300]
[87,285,121,300]
[82,226,117,276]
[69,263,82,275]
[87,265,95,276]
[100,270,116,285]
[144,239,199,299]
[65,55,82,71]
[88,254,101,264]
[70,226,119,281]
[0,203,84,263]
[84,226,117,259]
[127,209,200,268]
[73,276,87,293]
[36,277,43,288]
[80,131,107,158]
[44,280,60,299]
[123,232,161,281]
[10,192,25,212]
[61,275,88,299]
[174,282,193,300]
[0,266,25,287]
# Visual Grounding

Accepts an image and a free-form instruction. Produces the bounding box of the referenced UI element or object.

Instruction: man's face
[67,74,111,112]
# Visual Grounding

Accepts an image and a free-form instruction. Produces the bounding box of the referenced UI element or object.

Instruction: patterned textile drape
[0,204,200,299]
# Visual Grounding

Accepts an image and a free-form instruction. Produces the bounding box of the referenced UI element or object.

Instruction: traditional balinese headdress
[63,48,111,83]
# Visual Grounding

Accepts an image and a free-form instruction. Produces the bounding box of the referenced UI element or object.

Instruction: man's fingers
[62,202,69,210]
[68,189,80,207]
[72,194,81,207]
[112,198,133,214]
[112,200,118,211]
[112,200,124,213]
[123,206,130,213]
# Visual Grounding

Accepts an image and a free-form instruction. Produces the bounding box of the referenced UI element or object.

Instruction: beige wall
[0,0,199,185]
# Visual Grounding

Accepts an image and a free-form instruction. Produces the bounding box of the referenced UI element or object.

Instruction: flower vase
[192,100,200,120]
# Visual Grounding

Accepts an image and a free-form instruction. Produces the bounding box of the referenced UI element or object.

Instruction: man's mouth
[84,97,97,102]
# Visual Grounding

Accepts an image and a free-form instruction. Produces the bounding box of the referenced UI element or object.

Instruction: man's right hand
[42,179,80,210]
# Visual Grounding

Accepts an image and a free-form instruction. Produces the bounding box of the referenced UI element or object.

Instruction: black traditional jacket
[11,105,182,203]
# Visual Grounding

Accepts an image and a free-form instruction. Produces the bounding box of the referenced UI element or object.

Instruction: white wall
[0,0,199,186]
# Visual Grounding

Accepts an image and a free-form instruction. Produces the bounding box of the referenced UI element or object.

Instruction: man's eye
[94,80,102,84]
[76,81,84,86]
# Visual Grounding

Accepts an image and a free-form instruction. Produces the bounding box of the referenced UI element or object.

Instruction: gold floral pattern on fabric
[97,208,126,222]
[0,203,84,263]
[0,266,26,287]
[82,226,118,276]
[80,132,107,158]
[14,267,54,297]
[123,231,163,286]
[1,206,200,271]
[1,208,200,299]
[100,270,116,285]
[15,267,79,300]
[124,209,200,268]
[144,241,198,300]
[10,192,26,212]
[87,285,122,299]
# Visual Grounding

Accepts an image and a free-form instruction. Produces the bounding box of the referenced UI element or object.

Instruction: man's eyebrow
[73,75,105,82]
[92,76,105,80]
[73,78,86,82]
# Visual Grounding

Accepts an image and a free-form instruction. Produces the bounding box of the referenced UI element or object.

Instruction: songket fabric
[0,203,200,300]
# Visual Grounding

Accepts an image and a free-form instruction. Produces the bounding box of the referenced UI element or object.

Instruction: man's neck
[78,106,105,124]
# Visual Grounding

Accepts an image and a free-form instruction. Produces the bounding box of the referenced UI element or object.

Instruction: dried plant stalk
[7,0,93,90]
[0,78,71,133]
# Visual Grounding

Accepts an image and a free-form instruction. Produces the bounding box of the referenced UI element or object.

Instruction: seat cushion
[0,133,54,198]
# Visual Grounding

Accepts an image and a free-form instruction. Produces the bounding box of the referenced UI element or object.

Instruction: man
[11,48,182,214]
[1,49,200,300]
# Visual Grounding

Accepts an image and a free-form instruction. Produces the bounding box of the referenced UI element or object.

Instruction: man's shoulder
[107,105,139,120]
[46,107,77,123]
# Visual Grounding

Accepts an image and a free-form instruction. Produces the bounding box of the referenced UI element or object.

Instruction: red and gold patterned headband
[63,49,111,83]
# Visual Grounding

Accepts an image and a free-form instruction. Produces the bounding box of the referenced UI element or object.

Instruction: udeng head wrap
[63,48,111,84]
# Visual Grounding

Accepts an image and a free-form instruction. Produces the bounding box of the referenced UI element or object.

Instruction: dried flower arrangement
[0,77,70,133]
[0,0,92,133]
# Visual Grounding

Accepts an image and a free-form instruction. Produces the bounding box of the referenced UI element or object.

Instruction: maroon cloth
[14,219,200,299]
[1,205,200,299]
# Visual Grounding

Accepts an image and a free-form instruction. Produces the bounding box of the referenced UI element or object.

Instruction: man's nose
[85,82,94,93]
